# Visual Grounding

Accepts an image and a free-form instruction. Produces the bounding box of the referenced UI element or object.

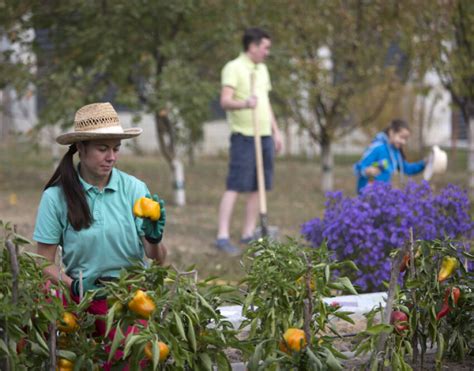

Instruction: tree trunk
[451,110,459,161]
[284,119,291,156]
[187,145,195,166]
[469,115,474,197]
[412,92,426,156]
[0,89,13,143]
[155,113,186,206]
[50,126,61,169]
[320,139,334,192]
[417,94,425,155]
[171,158,186,206]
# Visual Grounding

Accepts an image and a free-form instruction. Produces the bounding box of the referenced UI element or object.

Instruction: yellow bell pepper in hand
[133,197,161,221]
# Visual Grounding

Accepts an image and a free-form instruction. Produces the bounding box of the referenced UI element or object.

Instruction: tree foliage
[1,1,233,162]
[408,0,474,191]
[2,1,472,192]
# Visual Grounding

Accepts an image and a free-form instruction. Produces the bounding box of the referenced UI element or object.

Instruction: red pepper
[451,287,461,304]
[436,302,450,321]
[390,310,409,333]
[436,287,460,321]
[399,253,410,273]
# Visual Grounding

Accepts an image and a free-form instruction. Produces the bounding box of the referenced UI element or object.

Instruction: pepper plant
[240,238,358,370]
[399,239,474,368]
[0,221,55,369]
[354,289,414,370]
[0,220,102,370]
[354,239,473,370]
[102,262,243,370]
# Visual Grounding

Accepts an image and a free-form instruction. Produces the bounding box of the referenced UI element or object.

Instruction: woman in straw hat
[354,119,426,193]
[33,103,166,323]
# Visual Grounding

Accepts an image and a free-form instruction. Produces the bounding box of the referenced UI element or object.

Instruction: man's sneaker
[239,236,255,245]
[215,238,241,256]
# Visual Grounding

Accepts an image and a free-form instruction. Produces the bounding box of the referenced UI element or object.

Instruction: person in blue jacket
[354,119,426,193]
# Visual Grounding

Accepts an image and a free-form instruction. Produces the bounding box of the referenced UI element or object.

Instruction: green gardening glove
[142,194,166,244]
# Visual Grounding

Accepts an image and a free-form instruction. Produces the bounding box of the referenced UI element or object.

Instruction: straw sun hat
[56,102,142,145]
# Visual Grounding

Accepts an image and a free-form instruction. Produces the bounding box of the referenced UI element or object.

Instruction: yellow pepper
[57,312,79,334]
[279,328,307,353]
[296,276,316,290]
[144,341,170,362]
[133,197,161,221]
[128,289,156,319]
[56,358,74,371]
[437,256,458,282]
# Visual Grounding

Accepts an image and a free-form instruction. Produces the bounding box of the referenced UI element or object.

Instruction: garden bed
[220,293,383,368]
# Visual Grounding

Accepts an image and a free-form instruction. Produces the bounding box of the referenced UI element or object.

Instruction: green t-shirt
[33,168,150,280]
[221,53,272,136]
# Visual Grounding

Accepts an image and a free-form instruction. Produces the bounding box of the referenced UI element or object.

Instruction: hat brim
[423,147,447,181]
[56,128,143,145]
[423,154,434,181]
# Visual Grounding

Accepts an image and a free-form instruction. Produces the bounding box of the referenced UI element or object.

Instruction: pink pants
[67,290,148,370]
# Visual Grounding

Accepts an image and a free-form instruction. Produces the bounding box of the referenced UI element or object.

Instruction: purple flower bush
[301,181,474,291]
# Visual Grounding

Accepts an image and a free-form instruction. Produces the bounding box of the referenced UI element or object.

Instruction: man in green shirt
[216,27,283,255]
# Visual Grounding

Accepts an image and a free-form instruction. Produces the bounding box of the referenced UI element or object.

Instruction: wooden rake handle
[251,71,269,236]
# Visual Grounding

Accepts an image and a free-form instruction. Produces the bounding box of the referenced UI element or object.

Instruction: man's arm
[220,86,257,111]
[269,103,283,153]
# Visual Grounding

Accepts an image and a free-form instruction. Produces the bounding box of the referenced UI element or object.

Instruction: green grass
[0,140,470,283]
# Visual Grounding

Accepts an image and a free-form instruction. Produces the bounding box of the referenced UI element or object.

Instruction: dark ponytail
[44,144,92,230]
[384,119,410,159]
[383,119,410,135]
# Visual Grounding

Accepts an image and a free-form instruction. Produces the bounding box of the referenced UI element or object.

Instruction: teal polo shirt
[33,167,150,280]
[221,53,272,136]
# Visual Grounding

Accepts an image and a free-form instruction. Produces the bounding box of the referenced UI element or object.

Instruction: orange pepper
[57,312,79,334]
[279,328,307,353]
[127,289,156,319]
[144,341,170,362]
[133,197,161,221]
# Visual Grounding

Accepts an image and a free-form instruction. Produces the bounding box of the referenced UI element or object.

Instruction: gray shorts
[226,133,274,192]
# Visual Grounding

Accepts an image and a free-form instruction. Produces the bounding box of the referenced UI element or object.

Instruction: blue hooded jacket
[354,132,425,193]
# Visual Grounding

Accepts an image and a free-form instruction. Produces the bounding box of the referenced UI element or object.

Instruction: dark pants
[226,133,274,192]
